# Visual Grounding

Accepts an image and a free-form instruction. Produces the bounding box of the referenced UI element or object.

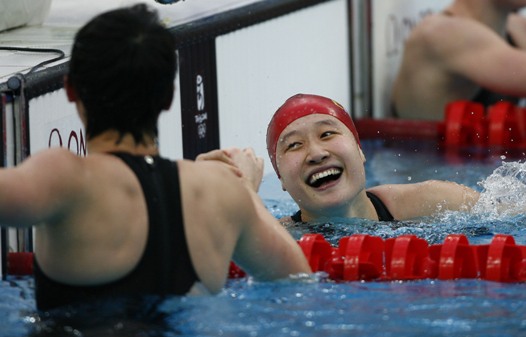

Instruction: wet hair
[68,4,177,144]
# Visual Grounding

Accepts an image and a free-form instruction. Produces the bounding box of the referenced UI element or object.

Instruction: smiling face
[275,114,367,220]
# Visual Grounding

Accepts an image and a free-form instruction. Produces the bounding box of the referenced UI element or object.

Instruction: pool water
[263,139,526,245]
[2,139,526,336]
[3,276,526,336]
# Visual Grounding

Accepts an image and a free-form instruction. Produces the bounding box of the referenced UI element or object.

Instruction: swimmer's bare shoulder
[0,147,84,226]
[408,12,499,59]
[404,14,452,52]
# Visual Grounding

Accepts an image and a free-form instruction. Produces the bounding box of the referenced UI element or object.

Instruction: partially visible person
[392,0,526,120]
[202,94,480,223]
[0,5,310,311]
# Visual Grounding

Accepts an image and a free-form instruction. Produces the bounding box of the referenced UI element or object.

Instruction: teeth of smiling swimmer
[309,168,342,185]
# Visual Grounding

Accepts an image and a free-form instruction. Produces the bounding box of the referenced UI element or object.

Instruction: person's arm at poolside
[415,14,526,97]
[368,180,480,220]
[181,157,310,293]
[232,183,312,280]
[224,148,311,279]
[196,147,263,192]
[0,148,81,227]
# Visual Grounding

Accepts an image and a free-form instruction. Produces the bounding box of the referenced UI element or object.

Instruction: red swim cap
[266,93,360,176]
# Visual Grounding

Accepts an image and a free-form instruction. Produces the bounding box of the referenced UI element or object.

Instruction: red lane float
[339,234,383,281]
[443,100,526,149]
[6,233,526,283]
[431,234,471,279]
[231,233,525,283]
[351,100,526,151]
[298,233,333,273]
[484,234,526,282]
[385,234,435,280]
[487,102,526,148]
[443,100,486,148]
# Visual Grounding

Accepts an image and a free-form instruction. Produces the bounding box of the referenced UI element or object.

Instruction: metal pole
[0,93,6,279]
[352,0,373,118]
[7,75,33,255]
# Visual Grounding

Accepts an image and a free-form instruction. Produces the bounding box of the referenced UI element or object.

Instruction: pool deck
[0,0,263,82]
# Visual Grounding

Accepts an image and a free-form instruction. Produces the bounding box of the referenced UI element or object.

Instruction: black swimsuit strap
[366,191,394,221]
[291,210,303,223]
[291,191,394,222]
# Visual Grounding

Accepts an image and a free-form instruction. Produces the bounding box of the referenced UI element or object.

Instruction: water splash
[471,161,526,219]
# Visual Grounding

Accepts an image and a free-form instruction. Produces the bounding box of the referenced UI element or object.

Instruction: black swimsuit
[33,153,199,311]
[290,191,394,222]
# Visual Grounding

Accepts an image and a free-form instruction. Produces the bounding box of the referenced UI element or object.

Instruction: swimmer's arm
[227,149,311,279]
[0,148,80,227]
[181,158,310,293]
[420,15,526,96]
[233,185,312,280]
[368,180,480,220]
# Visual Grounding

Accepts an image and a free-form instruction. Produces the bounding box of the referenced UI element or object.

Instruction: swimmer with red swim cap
[263,94,480,223]
[198,93,480,223]
[266,94,361,177]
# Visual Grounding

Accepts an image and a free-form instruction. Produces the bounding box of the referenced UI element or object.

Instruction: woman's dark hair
[68,4,177,144]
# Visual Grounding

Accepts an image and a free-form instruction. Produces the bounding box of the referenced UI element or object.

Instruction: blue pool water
[2,139,526,336]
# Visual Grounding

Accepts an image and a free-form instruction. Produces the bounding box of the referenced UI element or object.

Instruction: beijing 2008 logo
[195,74,207,139]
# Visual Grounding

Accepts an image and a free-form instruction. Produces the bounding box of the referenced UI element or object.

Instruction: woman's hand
[196,147,264,192]
[196,149,243,177]
[228,148,264,192]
